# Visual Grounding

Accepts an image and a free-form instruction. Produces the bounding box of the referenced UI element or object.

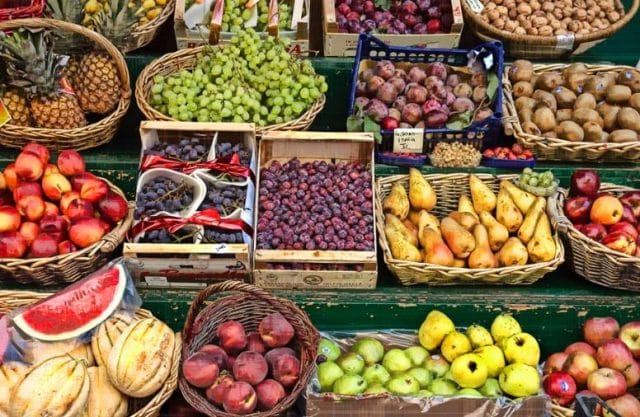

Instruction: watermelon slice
[13,263,128,342]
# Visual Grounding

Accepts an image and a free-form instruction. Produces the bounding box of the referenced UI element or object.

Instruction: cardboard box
[322,0,463,57]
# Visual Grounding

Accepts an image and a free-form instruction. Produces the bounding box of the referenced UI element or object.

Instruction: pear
[452,258,466,268]
[467,224,498,269]
[333,374,368,395]
[458,194,479,220]
[527,212,556,263]
[382,349,412,373]
[383,181,410,220]
[501,180,536,214]
[417,210,441,245]
[447,211,478,231]
[479,211,509,252]
[408,367,433,388]
[496,188,523,232]
[466,325,493,349]
[469,175,497,213]
[385,225,422,262]
[440,331,472,363]
[421,228,454,267]
[408,209,422,226]
[409,168,436,211]
[364,383,388,395]
[440,217,475,259]
[497,237,528,267]
[479,378,503,397]
[498,363,540,397]
[518,197,546,244]
[456,388,483,397]
[386,214,418,247]
[490,314,522,344]
[450,353,488,389]
[428,378,458,396]
[317,361,345,392]
[418,310,455,351]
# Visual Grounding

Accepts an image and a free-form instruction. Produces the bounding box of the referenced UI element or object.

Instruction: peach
[272,354,300,388]
[590,196,624,225]
[222,382,257,415]
[19,222,40,246]
[80,178,108,204]
[13,182,43,203]
[255,379,286,411]
[23,144,50,165]
[60,191,80,215]
[264,347,296,370]
[0,231,27,258]
[206,373,235,406]
[44,164,59,176]
[0,172,6,191]
[67,199,94,222]
[17,195,45,222]
[43,202,59,217]
[70,172,96,192]
[42,173,72,201]
[97,193,128,223]
[3,164,18,191]
[247,332,266,354]
[58,240,77,255]
[69,217,106,248]
[217,321,247,353]
[28,233,58,258]
[259,313,294,348]
[199,344,229,370]
[15,151,44,182]
[182,351,221,388]
[233,351,268,386]
[0,206,21,232]
[57,150,85,176]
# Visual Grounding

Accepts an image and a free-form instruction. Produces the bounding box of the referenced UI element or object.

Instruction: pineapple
[62,56,81,91]
[1,89,32,127]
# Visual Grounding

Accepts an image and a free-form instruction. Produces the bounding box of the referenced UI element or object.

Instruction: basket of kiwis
[503,60,640,162]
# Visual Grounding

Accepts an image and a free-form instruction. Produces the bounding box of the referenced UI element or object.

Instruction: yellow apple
[466,325,494,349]
[450,353,489,389]
[490,314,522,344]
[441,331,472,363]
[498,363,540,397]
[474,345,506,378]
[502,332,540,366]
[419,310,455,351]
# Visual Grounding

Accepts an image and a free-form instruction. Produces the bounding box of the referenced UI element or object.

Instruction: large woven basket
[461,0,639,59]
[179,281,319,417]
[0,178,133,286]
[0,18,130,151]
[549,183,640,291]
[135,46,325,137]
[0,0,44,20]
[0,290,181,417]
[503,63,640,163]
[551,403,574,417]
[376,173,565,286]
[126,0,176,53]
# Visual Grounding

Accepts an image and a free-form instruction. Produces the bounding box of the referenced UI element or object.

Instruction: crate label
[393,129,424,153]
[0,100,10,128]
[555,33,575,51]
[465,0,484,13]
[145,275,169,286]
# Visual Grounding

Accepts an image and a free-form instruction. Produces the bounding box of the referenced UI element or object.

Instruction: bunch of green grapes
[220,0,253,32]
[149,29,327,125]
[257,0,292,30]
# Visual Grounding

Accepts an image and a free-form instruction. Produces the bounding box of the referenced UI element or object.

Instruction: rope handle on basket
[547,188,570,234]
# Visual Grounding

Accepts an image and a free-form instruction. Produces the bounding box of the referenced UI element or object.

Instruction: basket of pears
[0,18,130,151]
[375,169,565,285]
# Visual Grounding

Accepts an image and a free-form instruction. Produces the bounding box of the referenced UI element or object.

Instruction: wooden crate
[322,0,463,57]
[253,131,378,290]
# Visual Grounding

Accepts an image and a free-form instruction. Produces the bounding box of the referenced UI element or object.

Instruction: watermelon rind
[13,263,128,342]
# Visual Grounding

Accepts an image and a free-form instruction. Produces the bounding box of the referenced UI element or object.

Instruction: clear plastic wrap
[0,257,142,365]
[306,331,549,417]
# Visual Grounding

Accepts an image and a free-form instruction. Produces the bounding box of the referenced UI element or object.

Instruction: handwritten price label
[465,0,484,13]
[393,129,424,153]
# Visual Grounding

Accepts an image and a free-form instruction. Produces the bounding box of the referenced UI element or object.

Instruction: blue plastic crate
[348,34,505,154]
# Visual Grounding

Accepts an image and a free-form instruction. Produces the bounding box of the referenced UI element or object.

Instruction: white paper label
[636,57,640,70]
[393,129,424,153]
[555,33,575,51]
[145,276,169,286]
[465,0,484,13]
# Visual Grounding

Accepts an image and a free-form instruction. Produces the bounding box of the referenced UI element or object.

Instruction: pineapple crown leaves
[46,0,84,24]
[91,0,142,49]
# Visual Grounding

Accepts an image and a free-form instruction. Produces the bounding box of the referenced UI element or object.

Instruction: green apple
[333,374,368,395]
[457,388,483,397]
[502,332,540,366]
[425,355,450,378]
[466,325,494,349]
[490,314,522,344]
[362,364,391,386]
[408,367,432,388]
[386,374,420,396]
[441,331,472,363]
[382,348,412,373]
[352,338,385,365]
[498,363,540,398]
[318,338,342,362]
[443,369,455,381]
[450,353,488,389]
[417,389,433,397]
[364,383,389,395]
[474,345,506,378]
[317,361,344,392]
[404,346,429,367]
[479,378,503,397]
[427,378,458,396]
[419,310,455,351]
[336,352,366,375]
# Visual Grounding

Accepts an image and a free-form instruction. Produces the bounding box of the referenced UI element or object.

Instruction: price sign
[393,129,424,153]
[465,0,484,13]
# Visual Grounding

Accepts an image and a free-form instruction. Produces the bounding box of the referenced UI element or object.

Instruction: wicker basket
[126,0,176,53]
[461,0,639,59]
[376,173,565,286]
[0,0,44,20]
[179,281,319,417]
[0,178,133,286]
[503,63,640,163]
[548,183,640,291]
[551,403,574,417]
[0,290,181,417]
[0,18,130,151]
[135,46,325,137]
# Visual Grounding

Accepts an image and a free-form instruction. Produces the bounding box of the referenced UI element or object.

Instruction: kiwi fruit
[583,121,606,142]
[606,85,632,104]
[583,76,609,101]
[574,93,597,110]
[553,86,577,109]
[518,108,534,123]
[533,107,557,132]
[509,60,534,83]
[522,121,542,135]
[513,81,534,98]
[597,101,618,118]
[543,131,558,138]
[566,72,590,94]
[616,69,640,93]
[562,63,589,80]
[609,129,639,143]
[617,107,640,131]
[532,90,557,112]
[629,93,640,112]
[573,108,603,127]
[556,109,573,123]
[557,121,585,142]
[601,72,618,90]
[515,97,538,112]
[536,72,564,91]
[603,106,621,131]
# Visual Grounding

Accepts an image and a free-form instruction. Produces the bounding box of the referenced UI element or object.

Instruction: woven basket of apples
[0,143,132,285]
[548,169,640,292]
[179,281,319,417]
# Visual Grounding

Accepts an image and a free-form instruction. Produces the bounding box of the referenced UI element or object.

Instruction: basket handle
[547,188,569,234]
[0,18,131,94]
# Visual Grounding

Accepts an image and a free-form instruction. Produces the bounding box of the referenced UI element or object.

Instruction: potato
[513,81,534,98]
[609,129,639,143]
[617,107,640,131]
[553,86,577,108]
[532,90,557,112]
[536,72,564,91]
[583,121,606,142]
[556,109,573,123]
[533,107,556,132]
[557,121,585,141]
[603,106,620,131]
[606,85,632,104]
[573,108,603,127]
[574,93,597,110]
[515,96,538,112]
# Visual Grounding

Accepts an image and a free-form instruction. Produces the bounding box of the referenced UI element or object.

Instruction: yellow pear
[518,197,546,244]
[527,213,556,263]
[421,228,455,267]
[467,224,498,269]
[383,181,410,220]
[417,210,441,247]
[470,175,497,213]
[466,325,494,349]
[441,331,472,363]
[418,310,455,351]
[474,345,506,378]
[452,258,466,268]
[500,180,536,215]
[386,213,418,247]
[479,211,509,252]
[384,225,422,262]
[458,194,479,220]
[448,211,478,231]
[490,314,522,344]
[450,353,489,389]
[408,209,422,226]
[496,188,523,232]
[409,168,436,211]
[497,237,528,266]
[440,217,476,259]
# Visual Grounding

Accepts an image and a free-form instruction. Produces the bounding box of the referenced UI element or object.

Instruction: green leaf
[374,0,392,10]
[487,72,499,102]
[346,115,364,132]
[364,116,382,143]
[446,111,473,130]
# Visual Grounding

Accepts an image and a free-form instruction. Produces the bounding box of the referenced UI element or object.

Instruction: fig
[557,121,584,142]
[415,121,426,128]
[364,98,389,122]
[553,86,577,108]
[399,122,413,128]
[426,62,447,81]
[453,83,473,98]
[452,97,475,113]
[393,96,408,112]
[425,111,449,127]
[388,77,406,94]
[366,76,385,95]
[574,93,596,110]
[377,82,399,105]
[475,108,494,122]
[472,86,487,103]
[407,67,427,84]
[509,60,534,83]
[513,81,534,98]
[446,74,461,88]
[405,83,428,104]
[401,103,423,125]
[376,60,396,80]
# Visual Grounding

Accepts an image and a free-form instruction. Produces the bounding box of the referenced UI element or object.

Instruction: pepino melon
[13,264,127,342]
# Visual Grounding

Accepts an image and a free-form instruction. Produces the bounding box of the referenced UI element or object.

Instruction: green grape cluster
[257,0,292,30]
[149,29,328,125]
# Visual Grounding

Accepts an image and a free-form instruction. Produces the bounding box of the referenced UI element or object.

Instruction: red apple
[28,233,58,258]
[43,202,59,217]
[563,351,599,387]
[564,196,593,224]
[381,116,399,130]
[602,231,637,255]
[544,352,569,375]
[587,368,627,400]
[60,191,80,215]
[69,172,97,192]
[584,317,620,347]
[42,173,72,201]
[233,351,268,386]
[80,178,108,204]
[604,394,640,417]
[570,169,601,197]
[199,344,229,370]
[609,222,639,241]
[97,193,128,224]
[44,163,59,176]
[222,382,257,415]
[18,222,39,246]
[57,150,86,176]
[259,312,295,348]
[543,371,577,406]
[217,321,247,353]
[565,341,597,357]
[13,182,43,203]
[66,199,94,222]
[15,151,44,182]
[622,360,640,388]
[69,217,106,248]
[0,231,27,258]
[272,354,300,388]
[57,240,77,255]
[255,379,286,411]
[17,195,45,222]
[591,196,624,225]
[3,164,18,192]
[182,351,220,388]
[596,339,635,371]
[22,143,50,165]
[247,332,266,354]
[206,373,235,406]
[621,204,637,225]
[581,223,608,242]
[0,206,21,232]
[620,322,640,359]
[620,191,640,219]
